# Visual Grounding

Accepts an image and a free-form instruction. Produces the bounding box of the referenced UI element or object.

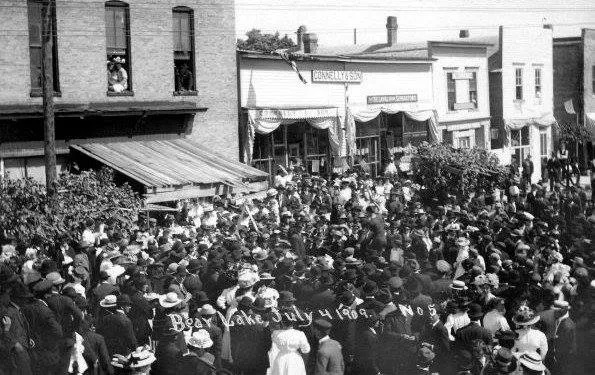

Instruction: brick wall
[0,0,238,159]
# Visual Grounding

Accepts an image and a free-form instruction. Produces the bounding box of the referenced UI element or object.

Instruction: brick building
[0,0,266,201]
[553,29,595,164]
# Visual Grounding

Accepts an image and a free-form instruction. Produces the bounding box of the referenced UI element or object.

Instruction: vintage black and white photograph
[1,0,595,374]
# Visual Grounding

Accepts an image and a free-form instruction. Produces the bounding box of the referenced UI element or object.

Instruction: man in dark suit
[91,271,120,314]
[96,294,137,357]
[420,312,452,374]
[310,274,336,310]
[184,259,204,295]
[196,304,223,370]
[312,319,344,375]
[454,303,492,365]
[353,316,381,375]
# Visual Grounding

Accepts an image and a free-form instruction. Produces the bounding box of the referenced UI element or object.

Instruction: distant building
[0,0,267,201]
[485,26,555,182]
[238,17,493,177]
[553,29,595,165]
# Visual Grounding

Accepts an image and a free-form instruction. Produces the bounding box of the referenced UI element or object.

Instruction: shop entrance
[252,122,332,177]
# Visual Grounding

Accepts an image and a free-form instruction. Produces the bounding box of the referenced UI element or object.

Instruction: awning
[70,139,269,203]
[243,106,343,163]
[504,112,557,130]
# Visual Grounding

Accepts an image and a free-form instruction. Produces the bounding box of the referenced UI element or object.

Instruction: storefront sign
[367,94,418,104]
[311,70,362,83]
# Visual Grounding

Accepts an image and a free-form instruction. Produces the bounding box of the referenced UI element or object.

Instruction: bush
[411,143,508,198]
[0,168,141,251]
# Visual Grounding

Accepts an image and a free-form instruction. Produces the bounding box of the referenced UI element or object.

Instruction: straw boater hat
[186,329,213,349]
[450,280,468,291]
[112,347,155,369]
[518,352,546,372]
[159,292,183,308]
[512,306,540,326]
[100,294,118,308]
[46,271,65,285]
[456,237,470,247]
[198,304,216,316]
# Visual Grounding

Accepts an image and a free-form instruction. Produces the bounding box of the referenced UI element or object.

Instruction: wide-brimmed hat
[198,304,216,316]
[143,292,160,301]
[252,247,269,261]
[344,256,362,266]
[467,303,483,319]
[450,280,468,291]
[187,329,213,349]
[456,237,470,247]
[112,347,155,369]
[100,294,118,308]
[266,188,278,197]
[259,272,275,280]
[112,56,126,64]
[518,352,546,371]
[512,306,540,326]
[159,292,182,308]
[278,291,296,303]
[46,271,65,285]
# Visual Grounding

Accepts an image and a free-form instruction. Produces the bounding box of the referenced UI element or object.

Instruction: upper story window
[534,68,542,98]
[27,0,60,95]
[173,7,196,93]
[515,67,523,100]
[447,72,456,111]
[468,71,478,109]
[105,1,131,94]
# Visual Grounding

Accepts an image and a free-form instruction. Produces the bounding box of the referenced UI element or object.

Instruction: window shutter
[475,127,485,149]
[442,129,453,145]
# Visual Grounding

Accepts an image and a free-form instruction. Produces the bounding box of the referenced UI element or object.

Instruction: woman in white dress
[269,313,310,375]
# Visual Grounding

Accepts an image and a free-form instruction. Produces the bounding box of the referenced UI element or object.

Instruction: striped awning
[70,139,268,203]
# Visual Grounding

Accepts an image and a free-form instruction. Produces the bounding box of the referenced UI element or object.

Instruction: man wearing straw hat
[178,329,216,375]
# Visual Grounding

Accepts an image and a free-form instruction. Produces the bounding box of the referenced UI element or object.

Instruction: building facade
[553,29,595,165]
[0,0,240,184]
[487,26,555,182]
[428,39,491,149]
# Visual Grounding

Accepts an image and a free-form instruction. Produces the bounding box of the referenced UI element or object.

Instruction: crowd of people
[1,155,594,375]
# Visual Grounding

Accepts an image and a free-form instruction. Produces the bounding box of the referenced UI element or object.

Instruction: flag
[276,51,308,84]
[564,99,576,115]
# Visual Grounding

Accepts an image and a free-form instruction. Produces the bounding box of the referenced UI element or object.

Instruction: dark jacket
[230,311,272,371]
[96,310,137,357]
[453,321,492,352]
[177,351,216,375]
[81,331,114,375]
[44,292,83,338]
[183,274,203,295]
[314,338,344,375]
[21,298,63,368]
[353,328,380,375]
[129,291,153,346]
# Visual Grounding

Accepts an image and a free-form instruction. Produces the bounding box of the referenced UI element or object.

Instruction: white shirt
[445,312,471,341]
[483,310,510,335]
[513,328,548,359]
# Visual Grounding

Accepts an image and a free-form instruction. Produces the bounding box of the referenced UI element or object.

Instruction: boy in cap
[312,319,344,375]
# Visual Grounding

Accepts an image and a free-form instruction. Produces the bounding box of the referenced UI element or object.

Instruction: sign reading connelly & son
[311,70,363,83]
[367,94,418,104]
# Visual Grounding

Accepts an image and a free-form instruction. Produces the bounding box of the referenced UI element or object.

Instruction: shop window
[27,0,60,95]
[468,71,478,108]
[447,72,456,110]
[251,133,273,174]
[455,129,475,149]
[173,7,196,93]
[515,67,523,100]
[105,1,132,94]
[510,126,530,163]
[403,117,428,146]
[534,68,542,98]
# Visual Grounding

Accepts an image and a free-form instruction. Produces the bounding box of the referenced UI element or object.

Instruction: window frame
[172,6,196,94]
[27,0,60,96]
[105,0,133,95]
[467,69,478,109]
[534,68,542,98]
[446,72,456,111]
[515,67,523,101]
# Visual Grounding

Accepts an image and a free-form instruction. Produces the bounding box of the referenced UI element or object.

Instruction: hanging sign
[311,70,363,83]
[367,94,418,104]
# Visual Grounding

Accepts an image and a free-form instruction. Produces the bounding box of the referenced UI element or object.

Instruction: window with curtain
[468,71,478,108]
[515,67,523,100]
[105,1,131,93]
[447,72,456,110]
[27,0,60,94]
[534,68,542,98]
[173,7,195,92]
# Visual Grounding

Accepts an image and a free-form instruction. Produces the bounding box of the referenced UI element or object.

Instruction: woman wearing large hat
[512,306,548,360]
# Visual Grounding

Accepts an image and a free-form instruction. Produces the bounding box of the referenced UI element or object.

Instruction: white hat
[456,237,470,247]
[266,188,278,197]
[143,292,160,301]
[106,264,126,278]
[159,292,182,308]
[100,295,118,308]
[518,352,546,371]
[186,329,213,349]
[198,304,217,316]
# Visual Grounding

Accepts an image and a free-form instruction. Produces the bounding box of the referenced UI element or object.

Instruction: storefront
[241,107,343,177]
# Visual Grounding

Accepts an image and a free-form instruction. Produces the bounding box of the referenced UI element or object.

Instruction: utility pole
[42,0,57,196]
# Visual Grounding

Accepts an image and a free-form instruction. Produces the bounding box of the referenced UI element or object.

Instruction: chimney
[386,16,398,46]
[303,33,318,54]
[297,25,307,51]
[459,29,469,38]
[543,24,553,30]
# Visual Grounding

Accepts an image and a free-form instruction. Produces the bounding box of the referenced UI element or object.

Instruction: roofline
[238,51,434,64]
[428,41,493,48]
[553,36,582,45]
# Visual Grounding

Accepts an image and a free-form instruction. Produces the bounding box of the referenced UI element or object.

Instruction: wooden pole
[42,0,57,196]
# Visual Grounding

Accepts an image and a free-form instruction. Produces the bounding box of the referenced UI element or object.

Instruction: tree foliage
[411,143,508,197]
[237,28,296,53]
[0,168,141,251]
